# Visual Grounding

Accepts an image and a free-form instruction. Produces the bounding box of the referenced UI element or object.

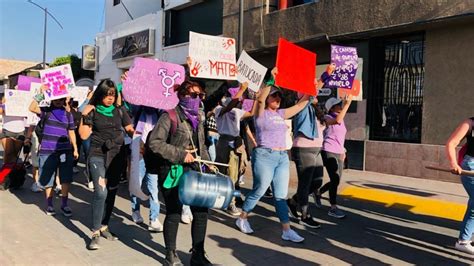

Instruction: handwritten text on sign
[123,57,185,110]
[328,45,358,89]
[188,32,237,80]
[5,89,31,117]
[236,50,267,92]
[39,64,75,100]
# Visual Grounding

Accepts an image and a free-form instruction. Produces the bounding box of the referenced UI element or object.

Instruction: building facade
[223,0,474,182]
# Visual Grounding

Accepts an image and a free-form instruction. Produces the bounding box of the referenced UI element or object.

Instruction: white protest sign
[30,82,51,107]
[236,50,267,92]
[188,32,237,80]
[5,89,31,117]
[39,64,74,100]
[70,86,90,107]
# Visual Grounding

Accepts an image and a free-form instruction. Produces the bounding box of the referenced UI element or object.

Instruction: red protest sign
[275,38,317,95]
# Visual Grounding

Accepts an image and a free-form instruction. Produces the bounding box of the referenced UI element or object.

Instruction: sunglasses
[186,92,206,99]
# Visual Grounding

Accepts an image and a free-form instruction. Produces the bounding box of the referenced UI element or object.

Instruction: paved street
[1,159,472,265]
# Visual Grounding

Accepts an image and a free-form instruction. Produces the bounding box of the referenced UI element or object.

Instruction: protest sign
[275,38,317,96]
[70,86,90,107]
[30,82,51,107]
[236,50,267,92]
[17,75,40,91]
[123,57,185,109]
[242,99,254,112]
[228,87,240,98]
[39,64,74,100]
[4,89,31,117]
[328,45,358,89]
[188,32,237,80]
[317,58,363,101]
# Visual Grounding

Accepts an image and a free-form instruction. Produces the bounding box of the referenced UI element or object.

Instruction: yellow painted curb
[340,186,467,222]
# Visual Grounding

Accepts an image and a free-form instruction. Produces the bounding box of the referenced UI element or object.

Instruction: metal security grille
[368,35,424,143]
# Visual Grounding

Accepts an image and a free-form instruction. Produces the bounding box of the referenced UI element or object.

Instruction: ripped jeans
[89,155,122,232]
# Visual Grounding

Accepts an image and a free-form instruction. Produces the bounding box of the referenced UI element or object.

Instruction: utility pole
[238,0,244,56]
[27,0,63,69]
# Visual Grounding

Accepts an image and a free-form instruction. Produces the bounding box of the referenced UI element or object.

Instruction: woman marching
[235,67,310,243]
[145,80,214,265]
[79,79,134,250]
[446,117,474,255]
[314,94,353,219]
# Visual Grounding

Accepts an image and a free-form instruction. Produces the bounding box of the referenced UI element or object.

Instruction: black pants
[291,147,324,207]
[320,150,343,205]
[158,167,208,251]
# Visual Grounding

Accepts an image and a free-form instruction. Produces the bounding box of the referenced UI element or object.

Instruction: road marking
[340,186,467,221]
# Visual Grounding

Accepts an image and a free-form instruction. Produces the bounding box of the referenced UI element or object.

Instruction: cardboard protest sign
[242,99,254,112]
[30,82,51,107]
[328,45,358,89]
[275,38,317,96]
[338,79,362,100]
[70,86,90,107]
[236,50,267,92]
[123,57,185,109]
[17,75,40,91]
[39,64,74,100]
[188,32,237,80]
[4,89,31,117]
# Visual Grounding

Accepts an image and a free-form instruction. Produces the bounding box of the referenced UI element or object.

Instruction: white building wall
[95,12,163,83]
[105,0,162,30]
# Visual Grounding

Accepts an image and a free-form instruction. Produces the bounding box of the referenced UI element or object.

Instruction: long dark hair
[89,79,118,106]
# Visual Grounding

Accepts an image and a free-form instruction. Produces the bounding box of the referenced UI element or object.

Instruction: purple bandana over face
[179,97,200,131]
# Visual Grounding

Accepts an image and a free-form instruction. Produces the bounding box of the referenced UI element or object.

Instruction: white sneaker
[132,210,144,224]
[181,205,193,224]
[282,229,304,243]
[31,182,44,192]
[235,218,254,234]
[455,241,474,255]
[148,219,163,232]
[87,181,94,189]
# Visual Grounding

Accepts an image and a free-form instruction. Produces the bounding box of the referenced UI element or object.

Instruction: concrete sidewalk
[0,163,472,265]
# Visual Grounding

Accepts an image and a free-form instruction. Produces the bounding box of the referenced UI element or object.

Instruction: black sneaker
[263,188,273,198]
[287,199,300,218]
[88,234,100,250]
[61,206,73,217]
[300,216,321,229]
[100,227,118,240]
[45,206,56,216]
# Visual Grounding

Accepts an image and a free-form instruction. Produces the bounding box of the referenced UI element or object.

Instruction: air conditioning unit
[163,0,203,11]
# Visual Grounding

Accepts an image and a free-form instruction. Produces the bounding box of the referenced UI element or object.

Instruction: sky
[0,0,104,63]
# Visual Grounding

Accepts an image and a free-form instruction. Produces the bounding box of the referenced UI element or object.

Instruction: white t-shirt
[214,106,246,137]
[3,116,26,133]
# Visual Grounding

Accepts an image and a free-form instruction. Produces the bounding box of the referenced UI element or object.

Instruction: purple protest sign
[123,57,185,110]
[242,99,254,112]
[17,75,40,91]
[228,87,240,98]
[328,45,358,89]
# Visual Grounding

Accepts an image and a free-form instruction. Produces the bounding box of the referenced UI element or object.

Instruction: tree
[50,54,94,80]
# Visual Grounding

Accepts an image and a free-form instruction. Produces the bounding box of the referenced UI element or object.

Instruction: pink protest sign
[242,99,254,112]
[39,64,75,100]
[228,87,239,98]
[17,75,40,91]
[123,57,185,109]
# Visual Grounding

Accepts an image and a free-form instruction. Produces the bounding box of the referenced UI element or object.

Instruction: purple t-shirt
[255,109,287,149]
[39,108,75,155]
[322,113,347,154]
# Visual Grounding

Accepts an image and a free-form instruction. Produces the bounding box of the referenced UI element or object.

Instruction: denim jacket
[145,106,210,174]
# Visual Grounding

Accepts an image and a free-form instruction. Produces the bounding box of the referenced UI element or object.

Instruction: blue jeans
[207,134,219,162]
[131,158,160,221]
[459,155,474,241]
[242,148,290,224]
[39,152,74,187]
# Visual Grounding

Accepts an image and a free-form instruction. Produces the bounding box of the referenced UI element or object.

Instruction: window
[113,0,120,6]
[164,0,222,46]
[368,34,425,143]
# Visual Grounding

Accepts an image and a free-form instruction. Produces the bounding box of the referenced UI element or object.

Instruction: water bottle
[178,170,241,210]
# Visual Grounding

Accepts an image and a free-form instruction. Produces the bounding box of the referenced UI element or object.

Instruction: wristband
[265,76,275,86]
[33,93,45,103]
